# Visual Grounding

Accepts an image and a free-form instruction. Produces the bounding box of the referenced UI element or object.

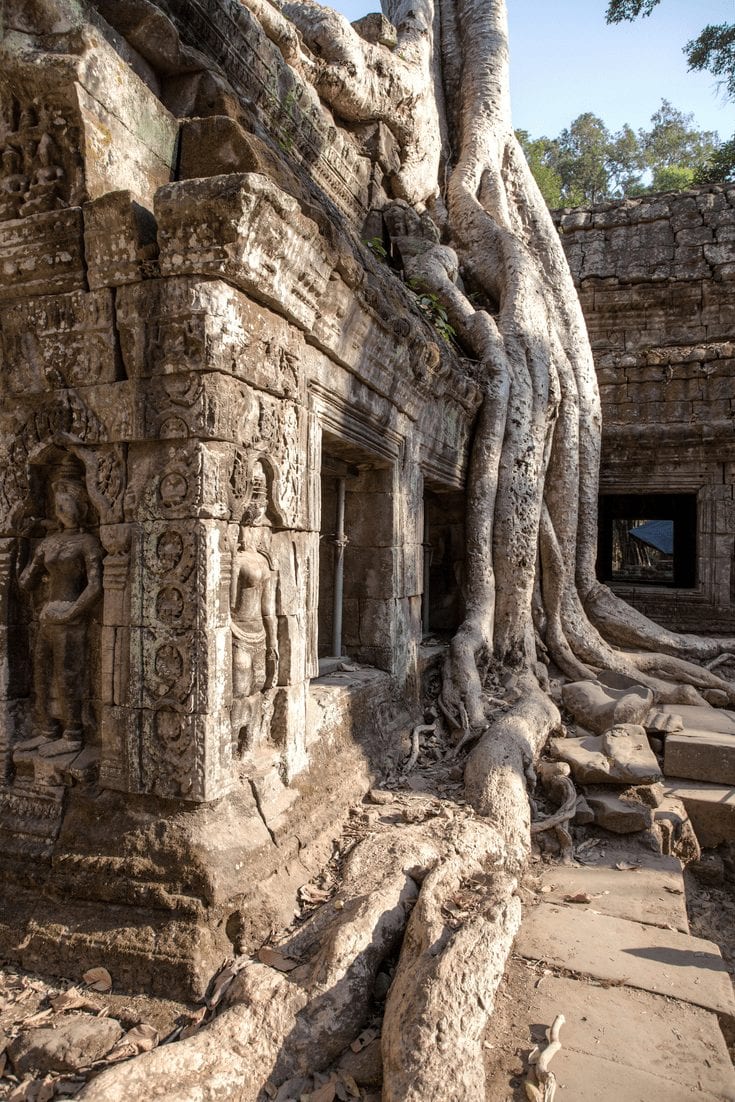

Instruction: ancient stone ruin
[556,189,735,635]
[0,0,480,998]
[1,0,735,1099]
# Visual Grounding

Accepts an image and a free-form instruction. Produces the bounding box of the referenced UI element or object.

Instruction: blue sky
[329,0,735,140]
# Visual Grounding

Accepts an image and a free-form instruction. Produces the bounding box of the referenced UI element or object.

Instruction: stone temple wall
[0,0,480,996]
[554,188,735,634]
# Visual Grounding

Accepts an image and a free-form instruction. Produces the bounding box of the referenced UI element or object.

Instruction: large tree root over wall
[80,0,735,1096]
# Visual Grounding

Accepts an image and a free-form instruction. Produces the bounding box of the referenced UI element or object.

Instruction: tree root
[403,721,436,774]
[525,1014,565,1102]
[79,803,525,1101]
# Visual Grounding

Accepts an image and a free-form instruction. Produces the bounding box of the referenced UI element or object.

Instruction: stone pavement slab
[666,730,735,785]
[516,902,735,1019]
[665,781,735,847]
[537,855,689,932]
[528,974,735,1098]
[543,1047,728,1101]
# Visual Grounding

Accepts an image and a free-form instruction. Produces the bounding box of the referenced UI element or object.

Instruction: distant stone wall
[555,187,735,633]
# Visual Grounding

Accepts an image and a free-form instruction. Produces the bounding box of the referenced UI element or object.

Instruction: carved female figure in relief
[19,475,103,752]
[230,462,279,752]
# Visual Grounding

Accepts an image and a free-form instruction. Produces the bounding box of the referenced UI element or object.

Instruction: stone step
[537,853,689,932]
[516,902,735,1021]
[661,704,735,735]
[665,780,735,847]
[527,975,735,1100]
[666,729,735,785]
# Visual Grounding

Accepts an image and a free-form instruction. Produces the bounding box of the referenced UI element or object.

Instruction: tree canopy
[517,99,725,208]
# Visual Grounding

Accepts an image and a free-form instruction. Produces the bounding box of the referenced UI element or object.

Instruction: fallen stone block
[9,1014,123,1076]
[619,781,665,808]
[561,679,653,735]
[586,789,654,833]
[654,795,701,863]
[550,726,661,785]
[644,709,683,735]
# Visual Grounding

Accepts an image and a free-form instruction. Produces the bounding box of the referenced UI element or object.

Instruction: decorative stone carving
[230,461,279,754]
[17,465,102,755]
[19,132,66,217]
[0,146,28,221]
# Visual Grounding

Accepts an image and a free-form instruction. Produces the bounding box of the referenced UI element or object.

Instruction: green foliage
[406,279,457,343]
[364,236,388,260]
[516,130,563,207]
[518,99,728,208]
[651,164,697,191]
[555,113,613,205]
[643,100,718,176]
[686,23,735,101]
[695,135,735,184]
[606,1,661,22]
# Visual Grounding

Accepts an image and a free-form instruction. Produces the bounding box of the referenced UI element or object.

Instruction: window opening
[597,493,697,589]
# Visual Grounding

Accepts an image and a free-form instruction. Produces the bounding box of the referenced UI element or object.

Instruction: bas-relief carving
[16,465,102,758]
[230,460,279,756]
[0,94,76,222]
[0,291,120,396]
[0,397,125,537]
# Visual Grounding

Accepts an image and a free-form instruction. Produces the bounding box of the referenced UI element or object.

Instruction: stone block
[346,492,395,547]
[654,795,701,862]
[75,41,178,208]
[666,780,735,847]
[179,115,267,181]
[644,709,683,735]
[84,190,158,288]
[561,679,653,735]
[537,854,688,931]
[271,681,307,780]
[344,547,397,599]
[528,976,735,1101]
[276,612,307,685]
[704,242,735,266]
[517,902,735,1019]
[139,706,232,802]
[0,208,85,302]
[0,288,119,395]
[358,598,395,647]
[585,788,654,833]
[550,727,661,785]
[156,173,334,333]
[661,703,735,734]
[8,1015,123,1076]
[675,225,714,246]
[348,121,401,175]
[665,729,735,784]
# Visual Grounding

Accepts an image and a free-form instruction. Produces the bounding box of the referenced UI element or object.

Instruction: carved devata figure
[230,461,279,754]
[18,465,102,756]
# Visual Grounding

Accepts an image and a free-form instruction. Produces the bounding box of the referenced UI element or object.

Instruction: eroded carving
[17,464,102,756]
[0,146,28,221]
